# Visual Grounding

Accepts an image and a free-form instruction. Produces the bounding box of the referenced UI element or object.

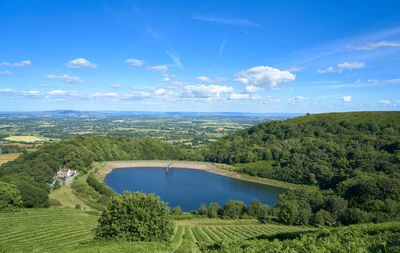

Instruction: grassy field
[0,207,98,252]
[0,207,317,253]
[4,135,46,143]
[0,152,22,166]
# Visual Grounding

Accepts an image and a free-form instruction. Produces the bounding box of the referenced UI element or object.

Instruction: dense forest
[200,111,400,225]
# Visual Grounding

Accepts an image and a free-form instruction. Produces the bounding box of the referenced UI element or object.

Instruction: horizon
[1,0,400,112]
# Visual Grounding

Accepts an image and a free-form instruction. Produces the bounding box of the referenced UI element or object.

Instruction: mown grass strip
[208,226,230,240]
[202,226,221,242]
[214,226,240,240]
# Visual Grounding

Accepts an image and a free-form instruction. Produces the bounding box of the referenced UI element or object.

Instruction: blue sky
[1,0,400,113]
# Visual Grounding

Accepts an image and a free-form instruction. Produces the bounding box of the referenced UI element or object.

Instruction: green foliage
[221,200,247,218]
[0,173,50,208]
[0,182,22,211]
[95,192,173,242]
[86,173,115,197]
[198,203,208,215]
[171,206,183,215]
[207,202,220,218]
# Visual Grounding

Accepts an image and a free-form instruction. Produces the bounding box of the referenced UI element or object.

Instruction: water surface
[104,167,285,211]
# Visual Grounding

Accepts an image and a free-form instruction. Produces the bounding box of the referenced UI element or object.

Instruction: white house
[55,168,72,179]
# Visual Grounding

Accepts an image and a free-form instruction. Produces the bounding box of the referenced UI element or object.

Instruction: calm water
[104,167,286,211]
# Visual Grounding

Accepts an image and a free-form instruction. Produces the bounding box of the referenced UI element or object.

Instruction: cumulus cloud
[125,58,144,67]
[147,65,168,72]
[245,85,259,93]
[318,62,365,73]
[0,88,15,94]
[0,70,12,76]
[0,60,31,67]
[45,74,83,83]
[192,16,261,27]
[234,66,295,90]
[342,96,352,102]
[180,85,234,99]
[348,41,400,50]
[110,84,120,89]
[230,93,250,100]
[66,58,97,68]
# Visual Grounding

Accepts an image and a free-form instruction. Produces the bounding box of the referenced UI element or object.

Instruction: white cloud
[348,41,400,50]
[219,36,227,57]
[110,84,120,89]
[0,70,12,76]
[337,62,365,71]
[0,88,14,93]
[318,62,365,73]
[234,66,295,90]
[21,90,41,96]
[0,60,31,67]
[181,84,234,99]
[289,96,307,103]
[342,96,352,102]
[125,58,144,67]
[230,93,250,100]
[147,65,168,72]
[165,50,183,69]
[196,76,213,83]
[192,16,262,27]
[162,74,176,82]
[286,66,302,72]
[245,85,259,93]
[91,92,118,98]
[378,99,391,105]
[367,78,400,84]
[48,90,67,95]
[66,58,97,68]
[45,74,83,83]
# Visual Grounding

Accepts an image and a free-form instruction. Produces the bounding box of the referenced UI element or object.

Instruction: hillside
[200,111,400,226]
[201,111,400,186]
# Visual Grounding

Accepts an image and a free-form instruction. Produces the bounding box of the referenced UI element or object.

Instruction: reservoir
[104,167,286,211]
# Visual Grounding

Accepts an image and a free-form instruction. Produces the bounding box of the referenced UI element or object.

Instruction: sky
[1,0,400,113]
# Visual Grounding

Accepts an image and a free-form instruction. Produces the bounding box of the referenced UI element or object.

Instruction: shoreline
[99,160,289,190]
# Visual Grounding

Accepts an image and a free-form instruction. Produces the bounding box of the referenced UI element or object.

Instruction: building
[55,168,72,179]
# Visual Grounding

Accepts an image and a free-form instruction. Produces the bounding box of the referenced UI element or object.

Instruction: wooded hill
[200,111,400,225]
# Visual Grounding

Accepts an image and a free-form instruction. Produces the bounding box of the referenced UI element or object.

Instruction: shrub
[95,192,173,241]
[171,206,183,215]
[0,182,22,211]
[75,204,81,209]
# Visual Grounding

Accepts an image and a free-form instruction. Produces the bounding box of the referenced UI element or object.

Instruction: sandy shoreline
[100,161,288,189]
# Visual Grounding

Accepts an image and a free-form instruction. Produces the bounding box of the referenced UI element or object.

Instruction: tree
[207,202,220,218]
[278,202,299,225]
[95,192,173,241]
[222,200,246,218]
[0,182,22,211]
[198,203,208,215]
[171,206,183,215]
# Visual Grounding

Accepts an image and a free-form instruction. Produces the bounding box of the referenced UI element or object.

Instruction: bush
[222,200,246,218]
[171,206,183,215]
[0,182,22,211]
[95,192,173,241]
[75,204,81,209]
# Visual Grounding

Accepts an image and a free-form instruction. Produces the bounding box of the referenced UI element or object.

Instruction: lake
[104,167,286,211]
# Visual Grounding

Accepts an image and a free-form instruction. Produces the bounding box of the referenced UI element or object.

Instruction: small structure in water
[166,162,173,173]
